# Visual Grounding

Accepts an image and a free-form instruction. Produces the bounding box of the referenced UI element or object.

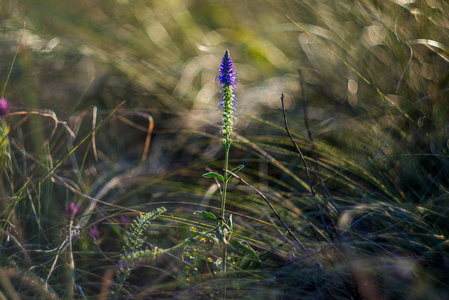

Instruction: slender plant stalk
[217,49,238,272]
[220,145,230,272]
[200,50,238,273]
[221,144,230,220]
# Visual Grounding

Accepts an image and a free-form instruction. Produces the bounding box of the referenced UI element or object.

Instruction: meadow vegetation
[0,0,448,298]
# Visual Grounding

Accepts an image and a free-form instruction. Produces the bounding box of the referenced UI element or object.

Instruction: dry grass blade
[117,111,154,161]
[41,101,124,182]
[92,106,98,162]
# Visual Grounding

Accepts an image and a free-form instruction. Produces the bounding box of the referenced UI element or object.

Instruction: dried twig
[298,71,339,215]
[280,72,338,242]
[225,170,316,263]
[280,93,314,196]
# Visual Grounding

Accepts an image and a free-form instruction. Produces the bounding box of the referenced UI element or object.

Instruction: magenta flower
[65,202,82,218]
[89,226,100,239]
[119,215,129,225]
[0,97,10,118]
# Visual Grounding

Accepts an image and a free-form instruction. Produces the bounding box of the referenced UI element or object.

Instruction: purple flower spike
[0,97,10,118]
[217,50,238,145]
[217,50,238,89]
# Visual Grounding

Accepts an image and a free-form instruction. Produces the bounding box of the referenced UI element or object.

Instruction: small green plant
[112,207,167,296]
[112,207,224,296]
[197,50,244,272]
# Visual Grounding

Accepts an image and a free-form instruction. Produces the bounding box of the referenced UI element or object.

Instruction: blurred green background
[2,0,447,124]
[1,0,447,146]
[2,0,448,201]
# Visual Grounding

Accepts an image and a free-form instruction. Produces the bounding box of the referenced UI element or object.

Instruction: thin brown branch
[225,170,316,264]
[280,93,314,196]
[281,93,333,241]
[298,71,339,215]
[297,71,339,241]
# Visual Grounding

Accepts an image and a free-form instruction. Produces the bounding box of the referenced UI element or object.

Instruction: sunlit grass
[0,0,448,298]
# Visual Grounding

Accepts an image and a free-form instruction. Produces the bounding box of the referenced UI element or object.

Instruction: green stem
[221,139,230,272]
[221,142,230,220]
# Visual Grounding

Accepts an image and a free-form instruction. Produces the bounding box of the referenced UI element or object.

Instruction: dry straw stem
[9,109,76,144]
[92,106,98,162]
[116,111,154,162]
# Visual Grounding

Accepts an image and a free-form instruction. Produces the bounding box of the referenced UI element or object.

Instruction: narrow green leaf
[202,172,224,181]
[194,210,219,223]
[237,240,261,262]
[227,214,233,230]
[215,222,228,245]
[230,165,245,174]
